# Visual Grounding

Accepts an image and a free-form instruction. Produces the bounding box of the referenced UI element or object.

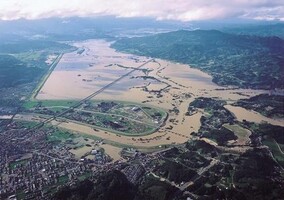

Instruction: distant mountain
[112,30,284,89]
[222,23,284,39]
[0,17,181,41]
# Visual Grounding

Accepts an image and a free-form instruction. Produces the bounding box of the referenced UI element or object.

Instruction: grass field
[223,124,250,138]
[23,99,167,137]
[9,159,28,169]
[17,121,39,128]
[223,124,251,145]
[47,130,76,142]
[263,137,284,167]
[23,100,77,109]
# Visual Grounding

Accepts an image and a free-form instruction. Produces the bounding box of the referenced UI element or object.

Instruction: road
[42,106,159,127]
[32,53,63,100]
[178,158,219,191]
[30,59,154,130]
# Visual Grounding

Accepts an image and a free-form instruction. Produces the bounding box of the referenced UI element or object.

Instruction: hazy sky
[0,0,283,21]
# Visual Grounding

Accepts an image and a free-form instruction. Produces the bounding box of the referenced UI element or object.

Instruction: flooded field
[37,40,147,99]
[100,144,123,162]
[35,39,275,153]
[225,105,284,127]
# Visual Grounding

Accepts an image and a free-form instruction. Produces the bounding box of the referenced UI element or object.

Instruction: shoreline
[31,53,63,100]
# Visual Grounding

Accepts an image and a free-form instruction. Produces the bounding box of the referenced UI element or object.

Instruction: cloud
[0,0,283,21]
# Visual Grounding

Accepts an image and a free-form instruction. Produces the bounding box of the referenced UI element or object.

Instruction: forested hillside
[112,30,284,89]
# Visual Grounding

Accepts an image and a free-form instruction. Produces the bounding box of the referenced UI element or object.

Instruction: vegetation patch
[24,100,167,136]
[0,55,43,89]
[262,137,284,167]
[23,100,77,110]
[242,122,284,167]
[234,94,284,118]
[189,97,237,145]
[47,129,75,142]
[223,124,251,145]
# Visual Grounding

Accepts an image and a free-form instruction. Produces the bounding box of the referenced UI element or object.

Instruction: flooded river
[35,39,275,149]
[225,105,284,127]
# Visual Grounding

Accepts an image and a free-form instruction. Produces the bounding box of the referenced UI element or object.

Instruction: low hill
[222,23,284,39]
[112,30,284,89]
[0,55,43,89]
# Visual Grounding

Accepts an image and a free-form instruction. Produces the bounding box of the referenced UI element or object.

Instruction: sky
[0,0,283,21]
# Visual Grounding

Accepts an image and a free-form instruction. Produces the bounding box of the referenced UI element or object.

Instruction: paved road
[30,59,154,130]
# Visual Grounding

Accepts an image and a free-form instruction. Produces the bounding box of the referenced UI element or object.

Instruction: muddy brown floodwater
[35,39,279,153]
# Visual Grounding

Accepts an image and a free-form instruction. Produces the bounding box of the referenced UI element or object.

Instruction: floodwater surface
[36,39,275,150]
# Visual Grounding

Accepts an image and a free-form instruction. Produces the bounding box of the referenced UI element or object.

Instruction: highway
[32,53,63,100]
[30,58,154,130]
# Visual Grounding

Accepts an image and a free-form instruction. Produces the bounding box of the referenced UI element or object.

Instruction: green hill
[0,55,43,89]
[222,23,284,39]
[112,30,284,89]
